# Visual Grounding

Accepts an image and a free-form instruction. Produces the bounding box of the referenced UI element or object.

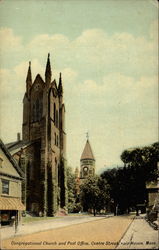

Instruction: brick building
[6,54,67,216]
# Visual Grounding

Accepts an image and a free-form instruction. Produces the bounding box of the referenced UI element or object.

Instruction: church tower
[22,54,67,216]
[80,138,95,181]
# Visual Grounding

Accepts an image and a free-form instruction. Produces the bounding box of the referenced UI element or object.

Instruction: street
[1,214,158,249]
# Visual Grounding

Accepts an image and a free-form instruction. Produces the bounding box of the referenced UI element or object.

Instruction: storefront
[0,197,25,227]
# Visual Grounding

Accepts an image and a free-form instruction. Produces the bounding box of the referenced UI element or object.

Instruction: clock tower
[80,138,95,181]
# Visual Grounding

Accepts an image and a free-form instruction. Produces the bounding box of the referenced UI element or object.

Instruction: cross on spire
[86,131,89,140]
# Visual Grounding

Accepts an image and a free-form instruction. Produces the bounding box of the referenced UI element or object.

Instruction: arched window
[32,98,43,122]
[57,135,58,147]
[39,101,43,119]
[33,103,36,122]
[54,133,56,145]
[56,110,59,128]
[36,99,39,120]
[54,103,56,123]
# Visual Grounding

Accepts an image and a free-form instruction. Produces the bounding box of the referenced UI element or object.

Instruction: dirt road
[2,215,133,249]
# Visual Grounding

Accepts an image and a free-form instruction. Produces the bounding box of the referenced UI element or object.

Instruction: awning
[0,197,25,210]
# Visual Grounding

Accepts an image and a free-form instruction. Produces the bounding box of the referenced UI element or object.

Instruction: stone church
[6,54,67,216]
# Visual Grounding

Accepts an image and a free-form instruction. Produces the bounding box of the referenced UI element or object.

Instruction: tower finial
[26,61,32,95]
[86,131,89,140]
[58,72,63,96]
[45,53,52,84]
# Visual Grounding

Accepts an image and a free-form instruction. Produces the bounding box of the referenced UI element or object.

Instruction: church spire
[58,72,63,96]
[26,61,32,96]
[45,53,52,84]
[80,138,95,161]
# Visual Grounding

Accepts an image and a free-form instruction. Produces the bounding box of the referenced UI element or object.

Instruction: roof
[0,197,25,210]
[0,139,24,178]
[5,140,31,155]
[80,139,95,161]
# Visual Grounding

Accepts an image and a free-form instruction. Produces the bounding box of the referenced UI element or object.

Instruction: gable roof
[6,140,31,153]
[0,139,24,178]
[31,74,45,90]
[80,140,95,161]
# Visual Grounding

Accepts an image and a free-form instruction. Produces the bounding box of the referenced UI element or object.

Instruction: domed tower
[80,138,95,181]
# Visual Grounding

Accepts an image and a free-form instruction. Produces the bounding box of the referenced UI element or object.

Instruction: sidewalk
[0,214,113,240]
[117,214,159,249]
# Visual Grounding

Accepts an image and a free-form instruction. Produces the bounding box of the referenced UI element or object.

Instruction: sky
[0,0,158,173]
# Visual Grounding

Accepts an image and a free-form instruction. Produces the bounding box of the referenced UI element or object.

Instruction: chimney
[17,133,21,141]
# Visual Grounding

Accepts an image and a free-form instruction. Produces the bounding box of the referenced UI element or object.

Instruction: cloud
[14,59,44,81]
[28,34,70,50]
[0,20,157,78]
[0,20,158,169]
[0,28,23,52]
[72,29,157,76]
[26,25,156,78]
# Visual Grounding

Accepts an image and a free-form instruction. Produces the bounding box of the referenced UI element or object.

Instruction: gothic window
[35,99,39,120]
[55,133,56,145]
[39,101,43,119]
[33,103,36,121]
[56,110,59,128]
[57,135,58,147]
[54,103,56,123]
[58,164,60,187]
[32,98,43,122]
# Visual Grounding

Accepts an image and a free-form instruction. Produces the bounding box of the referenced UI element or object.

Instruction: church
[6,54,67,216]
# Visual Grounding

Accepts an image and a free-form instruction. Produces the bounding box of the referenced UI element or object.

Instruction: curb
[115,216,135,249]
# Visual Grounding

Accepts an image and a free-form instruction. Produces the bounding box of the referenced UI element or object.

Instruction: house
[0,139,25,227]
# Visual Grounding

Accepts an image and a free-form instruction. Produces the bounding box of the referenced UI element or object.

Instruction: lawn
[22,216,59,223]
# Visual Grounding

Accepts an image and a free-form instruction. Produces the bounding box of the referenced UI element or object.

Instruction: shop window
[2,179,9,195]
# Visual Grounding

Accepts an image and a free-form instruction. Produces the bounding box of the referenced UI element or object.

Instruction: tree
[80,176,110,216]
[101,142,159,214]
[66,166,81,213]
[66,167,76,212]
[121,142,159,181]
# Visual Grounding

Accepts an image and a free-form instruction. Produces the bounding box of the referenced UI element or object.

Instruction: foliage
[80,176,110,215]
[66,166,81,213]
[101,142,159,214]
[120,142,159,181]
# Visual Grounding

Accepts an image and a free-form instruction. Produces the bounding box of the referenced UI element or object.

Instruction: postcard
[0,0,158,249]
